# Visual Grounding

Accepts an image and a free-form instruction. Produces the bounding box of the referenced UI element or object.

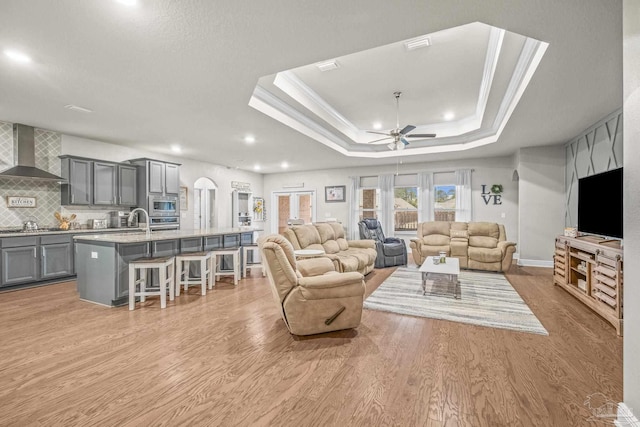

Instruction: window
[359,188,380,220]
[434,184,456,221]
[394,187,418,231]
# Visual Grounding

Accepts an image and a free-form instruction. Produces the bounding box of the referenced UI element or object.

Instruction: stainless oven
[149,196,178,217]
[149,216,180,230]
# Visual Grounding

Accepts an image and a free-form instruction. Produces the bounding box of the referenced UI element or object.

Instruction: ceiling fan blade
[400,137,410,146]
[399,125,416,135]
[366,130,391,136]
[405,133,437,138]
[368,136,392,144]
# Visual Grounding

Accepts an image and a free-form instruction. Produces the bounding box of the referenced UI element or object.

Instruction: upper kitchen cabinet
[60,156,92,205]
[60,156,138,207]
[93,161,117,205]
[118,164,137,206]
[129,158,181,199]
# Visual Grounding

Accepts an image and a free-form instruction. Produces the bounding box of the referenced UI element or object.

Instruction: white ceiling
[0,0,622,173]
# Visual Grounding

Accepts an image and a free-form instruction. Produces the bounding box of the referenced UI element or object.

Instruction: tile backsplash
[0,121,63,228]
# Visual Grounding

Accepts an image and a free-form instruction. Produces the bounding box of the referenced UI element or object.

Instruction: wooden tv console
[554,235,623,335]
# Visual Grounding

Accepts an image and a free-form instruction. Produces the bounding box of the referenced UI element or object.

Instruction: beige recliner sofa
[259,234,365,336]
[283,223,377,275]
[410,221,516,272]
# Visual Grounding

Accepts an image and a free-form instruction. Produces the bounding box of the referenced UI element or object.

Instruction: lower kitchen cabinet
[0,234,74,288]
[1,245,39,286]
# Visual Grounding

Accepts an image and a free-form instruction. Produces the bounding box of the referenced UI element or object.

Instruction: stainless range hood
[0,124,65,181]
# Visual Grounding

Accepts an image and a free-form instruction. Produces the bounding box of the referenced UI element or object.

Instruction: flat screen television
[578,167,623,239]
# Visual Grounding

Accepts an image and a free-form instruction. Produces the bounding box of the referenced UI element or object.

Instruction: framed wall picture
[325,185,346,203]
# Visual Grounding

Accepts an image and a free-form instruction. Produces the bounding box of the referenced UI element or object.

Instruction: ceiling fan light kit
[366,91,436,150]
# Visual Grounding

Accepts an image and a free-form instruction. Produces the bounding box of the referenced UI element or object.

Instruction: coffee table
[418,257,460,299]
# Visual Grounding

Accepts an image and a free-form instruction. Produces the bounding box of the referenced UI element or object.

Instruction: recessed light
[116,0,137,6]
[253,164,261,171]
[281,161,289,169]
[404,36,431,51]
[372,122,382,130]
[170,144,182,153]
[64,104,93,113]
[316,60,339,72]
[244,135,255,144]
[443,111,455,121]
[4,49,31,63]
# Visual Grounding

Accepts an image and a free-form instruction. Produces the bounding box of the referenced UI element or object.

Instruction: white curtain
[378,174,395,236]
[348,176,360,240]
[455,169,472,222]
[418,171,433,222]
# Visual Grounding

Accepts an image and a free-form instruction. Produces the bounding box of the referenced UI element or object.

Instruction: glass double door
[274,191,315,234]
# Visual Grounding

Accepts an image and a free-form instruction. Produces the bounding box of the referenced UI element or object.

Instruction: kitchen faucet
[129,208,151,237]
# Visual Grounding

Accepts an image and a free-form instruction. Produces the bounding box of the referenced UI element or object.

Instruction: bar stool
[212,248,241,285]
[242,244,265,278]
[174,251,212,296]
[128,256,175,310]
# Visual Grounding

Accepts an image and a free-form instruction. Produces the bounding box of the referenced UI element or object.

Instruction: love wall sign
[480,184,502,205]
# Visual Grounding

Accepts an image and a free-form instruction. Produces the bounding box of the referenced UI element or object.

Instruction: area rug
[364,267,548,335]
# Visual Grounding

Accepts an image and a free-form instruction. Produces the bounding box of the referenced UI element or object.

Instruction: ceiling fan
[367,91,436,150]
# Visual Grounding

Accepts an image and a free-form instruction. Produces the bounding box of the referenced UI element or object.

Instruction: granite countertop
[73,227,263,243]
[0,227,146,238]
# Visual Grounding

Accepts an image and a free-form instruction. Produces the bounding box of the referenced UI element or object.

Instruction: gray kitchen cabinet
[115,242,151,302]
[1,246,38,287]
[165,163,180,195]
[93,161,117,205]
[61,156,92,205]
[41,243,73,279]
[148,161,165,194]
[118,164,137,206]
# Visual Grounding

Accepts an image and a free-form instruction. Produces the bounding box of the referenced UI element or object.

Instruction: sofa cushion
[329,222,346,239]
[336,238,349,251]
[469,236,498,249]
[315,223,336,242]
[338,255,360,272]
[420,245,449,256]
[468,247,502,263]
[422,235,450,246]
[450,229,468,239]
[322,240,340,254]
[293,225,321,248]
[382,241,405,257]
[419,221,450,238]
[468,222,500,239]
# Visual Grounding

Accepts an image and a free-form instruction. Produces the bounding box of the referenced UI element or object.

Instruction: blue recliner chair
[358,218,407,268]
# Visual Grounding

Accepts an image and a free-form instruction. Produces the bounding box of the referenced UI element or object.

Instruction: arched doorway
[193,177,217,229]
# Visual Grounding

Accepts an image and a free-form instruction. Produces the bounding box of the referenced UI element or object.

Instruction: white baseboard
[517,259,553,268]
[616,403,640,427]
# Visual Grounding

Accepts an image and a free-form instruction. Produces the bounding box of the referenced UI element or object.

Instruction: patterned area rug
[364,267,548,335]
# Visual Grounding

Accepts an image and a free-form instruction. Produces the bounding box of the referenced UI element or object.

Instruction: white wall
[61,135,264,229]
[516,146,565,265]
[623,0,640,417]
[264,155,520,242]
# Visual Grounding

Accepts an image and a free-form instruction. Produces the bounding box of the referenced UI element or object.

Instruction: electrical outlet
[501,212,506,218]
[91,251,98,259]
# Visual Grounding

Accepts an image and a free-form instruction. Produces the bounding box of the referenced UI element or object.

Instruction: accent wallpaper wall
[0,121,63,228]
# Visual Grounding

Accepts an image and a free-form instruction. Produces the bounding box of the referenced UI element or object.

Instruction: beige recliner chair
[258,234,366,336]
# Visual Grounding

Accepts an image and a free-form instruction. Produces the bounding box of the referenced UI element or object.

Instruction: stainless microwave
[149,196,178,217]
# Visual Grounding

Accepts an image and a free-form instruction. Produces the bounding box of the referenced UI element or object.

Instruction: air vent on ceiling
[64,104,93,113]
[404,36,431,51]
[316,60,339,72]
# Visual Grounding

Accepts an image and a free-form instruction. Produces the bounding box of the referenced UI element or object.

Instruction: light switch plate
[91,251,98,259]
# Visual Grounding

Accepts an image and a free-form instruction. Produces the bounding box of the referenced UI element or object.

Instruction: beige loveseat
[283,223,377,275]
[259,234,365,336]
[410,221,516,272]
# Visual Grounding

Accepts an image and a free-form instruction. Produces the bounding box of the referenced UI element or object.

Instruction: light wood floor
[0,265,622,426]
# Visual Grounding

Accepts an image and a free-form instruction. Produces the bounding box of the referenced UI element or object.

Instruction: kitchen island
[74,227,261,306]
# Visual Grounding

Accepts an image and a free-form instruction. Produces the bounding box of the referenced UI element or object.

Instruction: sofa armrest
[497,241,516,254]
[297,257,336,277]
[348,239,376,250]
[384,237,405,245]
[409,238,422,250]
[299,271,364,289]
